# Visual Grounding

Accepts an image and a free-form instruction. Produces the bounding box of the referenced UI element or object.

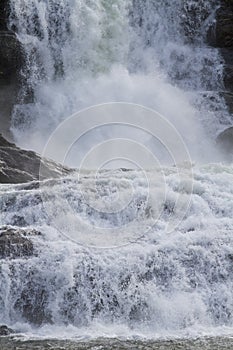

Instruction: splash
[0,165,233,336]
[8,0,232,163]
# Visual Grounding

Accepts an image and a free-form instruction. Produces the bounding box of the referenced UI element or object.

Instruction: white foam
[8,0,232,163]
[0,164,233,338]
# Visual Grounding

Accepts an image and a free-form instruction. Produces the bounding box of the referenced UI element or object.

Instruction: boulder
[0,227,40,259]
[216,126,233,157]
[0,325,14,336]
[0,134,71,184]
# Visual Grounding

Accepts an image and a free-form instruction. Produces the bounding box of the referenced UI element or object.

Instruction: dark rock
[214,3,233,48]
[216,126,233,158]
[0,134,15,148]
[0,32,24,140]
[0,134,71,184]
[0,325,14,336]
[220,91,233,114]
[0,31,23,138]
[221,49,233,92]
[14,287,52,326]
[0,0,25,140]
[0,0,10,31]
[208,1,233,111]
[0,227,40,259]
[0,32,22,84]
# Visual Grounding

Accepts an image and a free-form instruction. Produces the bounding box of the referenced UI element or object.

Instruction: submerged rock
[0,325,14,336]
[216,126,233,157]
[0,134,71,184]
[0,227,40,259]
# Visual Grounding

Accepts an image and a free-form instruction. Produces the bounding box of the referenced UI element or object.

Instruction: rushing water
[1,165,233,339]
[1,0,233,347]
[8,0,232,159]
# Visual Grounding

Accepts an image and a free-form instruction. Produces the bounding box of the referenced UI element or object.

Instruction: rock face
[221,48,233,92]
[215,2,233,48]
[0,1,24,140]
[0,134,71,184]
[210,1,233,112]
[0,0,10,31]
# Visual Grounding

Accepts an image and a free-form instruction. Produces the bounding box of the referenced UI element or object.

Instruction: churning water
[1,0,233,344]
[1,165,233,339]
[8,0,232,161]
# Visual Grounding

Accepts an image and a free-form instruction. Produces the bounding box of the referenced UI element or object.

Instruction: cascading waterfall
[8,0,232,160]
[0,0,233,340]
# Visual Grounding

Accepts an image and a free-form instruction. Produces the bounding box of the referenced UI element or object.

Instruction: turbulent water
[1,0,233,345]
[1,165,233,339]
[8,0,232,161]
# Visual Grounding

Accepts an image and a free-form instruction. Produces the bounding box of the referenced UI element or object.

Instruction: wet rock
[181,2,211,44]
[0,227,40,259]
[0,32,22,84]
[14,286,52,326]
[220,91,233,114]
[214,2,233,48]
[0,134,15,147]
[216,126,233,158]
[0,134,71,184]
[0,325,14,336]
[0,0,10,31]
[220,49,233,93]
[0,0,25,140]
[209,1,233,111]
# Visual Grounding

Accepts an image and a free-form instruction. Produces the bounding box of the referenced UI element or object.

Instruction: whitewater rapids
[2,0,233,341]
[0,164,233,339]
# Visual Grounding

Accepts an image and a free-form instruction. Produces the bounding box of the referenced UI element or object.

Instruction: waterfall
[8,0,232,162]
[1,0,233,340]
